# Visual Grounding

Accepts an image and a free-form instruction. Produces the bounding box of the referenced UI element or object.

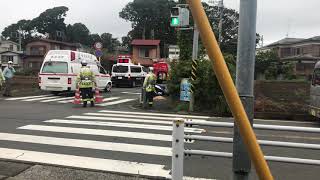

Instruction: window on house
[1,55,13,63]
[302,47,308,55]
[139,48,150,58]
[296,48,301,55]
[30,46,46,55]
[280,48,292,58]
[9,45,14,51]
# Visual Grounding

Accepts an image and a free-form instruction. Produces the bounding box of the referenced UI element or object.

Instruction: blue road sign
[95,50,103,57]
[180,78,191,102]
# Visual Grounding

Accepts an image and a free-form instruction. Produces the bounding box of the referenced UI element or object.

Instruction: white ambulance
[39,50,112,94]
[111,55,147,87]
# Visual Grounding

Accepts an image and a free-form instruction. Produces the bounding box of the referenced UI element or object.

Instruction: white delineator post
[172,119,185,180]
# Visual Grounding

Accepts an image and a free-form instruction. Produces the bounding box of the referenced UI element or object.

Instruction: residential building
[131,39,161,66]
[0,40,23,70]
[168,45,180,61]
[23,39,80,72]
[258,36,320,77]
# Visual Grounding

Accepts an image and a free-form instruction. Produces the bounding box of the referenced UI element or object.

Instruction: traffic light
[170,7,190,27]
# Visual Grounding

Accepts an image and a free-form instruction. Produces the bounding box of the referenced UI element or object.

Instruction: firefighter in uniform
[143,67,156,107]
[76,60,96,107]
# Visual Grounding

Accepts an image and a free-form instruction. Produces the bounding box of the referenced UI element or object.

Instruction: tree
[101,33,113,52]
[31,6,69,40]
[1,19,35,47]
[100,33,121,53]
[119,0,178,56]
[121,36,131,50]
[255,50,279,76]
[168,54,236,114]
[66,23,90,45]
[88,34,102,48]
[255,50,296,80]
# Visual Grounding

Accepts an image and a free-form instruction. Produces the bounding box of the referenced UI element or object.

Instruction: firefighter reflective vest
[76,67,96,88]
[143,73,156,92]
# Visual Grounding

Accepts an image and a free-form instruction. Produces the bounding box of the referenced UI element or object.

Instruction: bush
[168,54,236,115]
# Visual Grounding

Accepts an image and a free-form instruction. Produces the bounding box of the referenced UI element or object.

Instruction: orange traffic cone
[95,88,103,103]
[73,89,81,104]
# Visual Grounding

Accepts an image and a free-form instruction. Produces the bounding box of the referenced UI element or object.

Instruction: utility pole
[208,0,224,45]
[189,24,199,112]
[233,0,257,180]
[218,0,224,44]
[18,27,22,51]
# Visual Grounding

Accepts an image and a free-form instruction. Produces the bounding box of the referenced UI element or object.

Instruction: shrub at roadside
[168,54,236,115]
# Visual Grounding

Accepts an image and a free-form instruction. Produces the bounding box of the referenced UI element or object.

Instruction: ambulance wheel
[105,83,112,92]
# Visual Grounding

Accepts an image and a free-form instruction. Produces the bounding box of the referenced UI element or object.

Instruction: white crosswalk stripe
[98,98,135,106]
[85,112,207,121]
[58,99,74,103]
[0,110,210,179]
[0,132,171,156]
[22,96,59,102]
[45,119,205,133]
[18,125,173,141]
[0,148,171,178]
[67,115,175,125]
[121,92,141,95]
[4,94,135,107]
[5,95,51,101]
[41,96,74,102]
[99,110,211,119]
[101,97,121,102]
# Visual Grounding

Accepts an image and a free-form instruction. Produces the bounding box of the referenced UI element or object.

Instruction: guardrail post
[172,119,185,180]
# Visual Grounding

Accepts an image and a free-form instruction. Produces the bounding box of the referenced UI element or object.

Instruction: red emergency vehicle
[153,60,169,83]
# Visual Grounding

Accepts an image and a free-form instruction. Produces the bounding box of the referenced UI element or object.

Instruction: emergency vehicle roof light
[71,51,76,61]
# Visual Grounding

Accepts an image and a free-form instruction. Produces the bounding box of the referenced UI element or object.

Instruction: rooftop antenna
[286,18,292,38]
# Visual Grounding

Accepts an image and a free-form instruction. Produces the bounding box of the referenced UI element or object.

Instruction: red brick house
[23,39,79,72]
[131,39,161,66]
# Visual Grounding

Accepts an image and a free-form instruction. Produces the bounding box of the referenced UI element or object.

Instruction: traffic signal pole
[189,24,199,112]
[233,0,257,179]
[186,0,274,179]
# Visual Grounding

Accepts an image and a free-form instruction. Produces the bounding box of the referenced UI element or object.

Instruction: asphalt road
[0,87,320,180]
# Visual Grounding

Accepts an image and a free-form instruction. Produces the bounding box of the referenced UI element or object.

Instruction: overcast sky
[0,0,319,45]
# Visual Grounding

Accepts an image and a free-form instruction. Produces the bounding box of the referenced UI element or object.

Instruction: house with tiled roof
[23,39,81,72]
[131,39,161,66]
[258,36,320,77]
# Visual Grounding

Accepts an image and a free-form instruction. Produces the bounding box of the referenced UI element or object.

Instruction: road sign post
[189,24,199,112]
[94,42,103,50]
[94,42,103,61]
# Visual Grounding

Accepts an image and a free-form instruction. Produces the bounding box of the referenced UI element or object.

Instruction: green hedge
[168,54,236,115]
